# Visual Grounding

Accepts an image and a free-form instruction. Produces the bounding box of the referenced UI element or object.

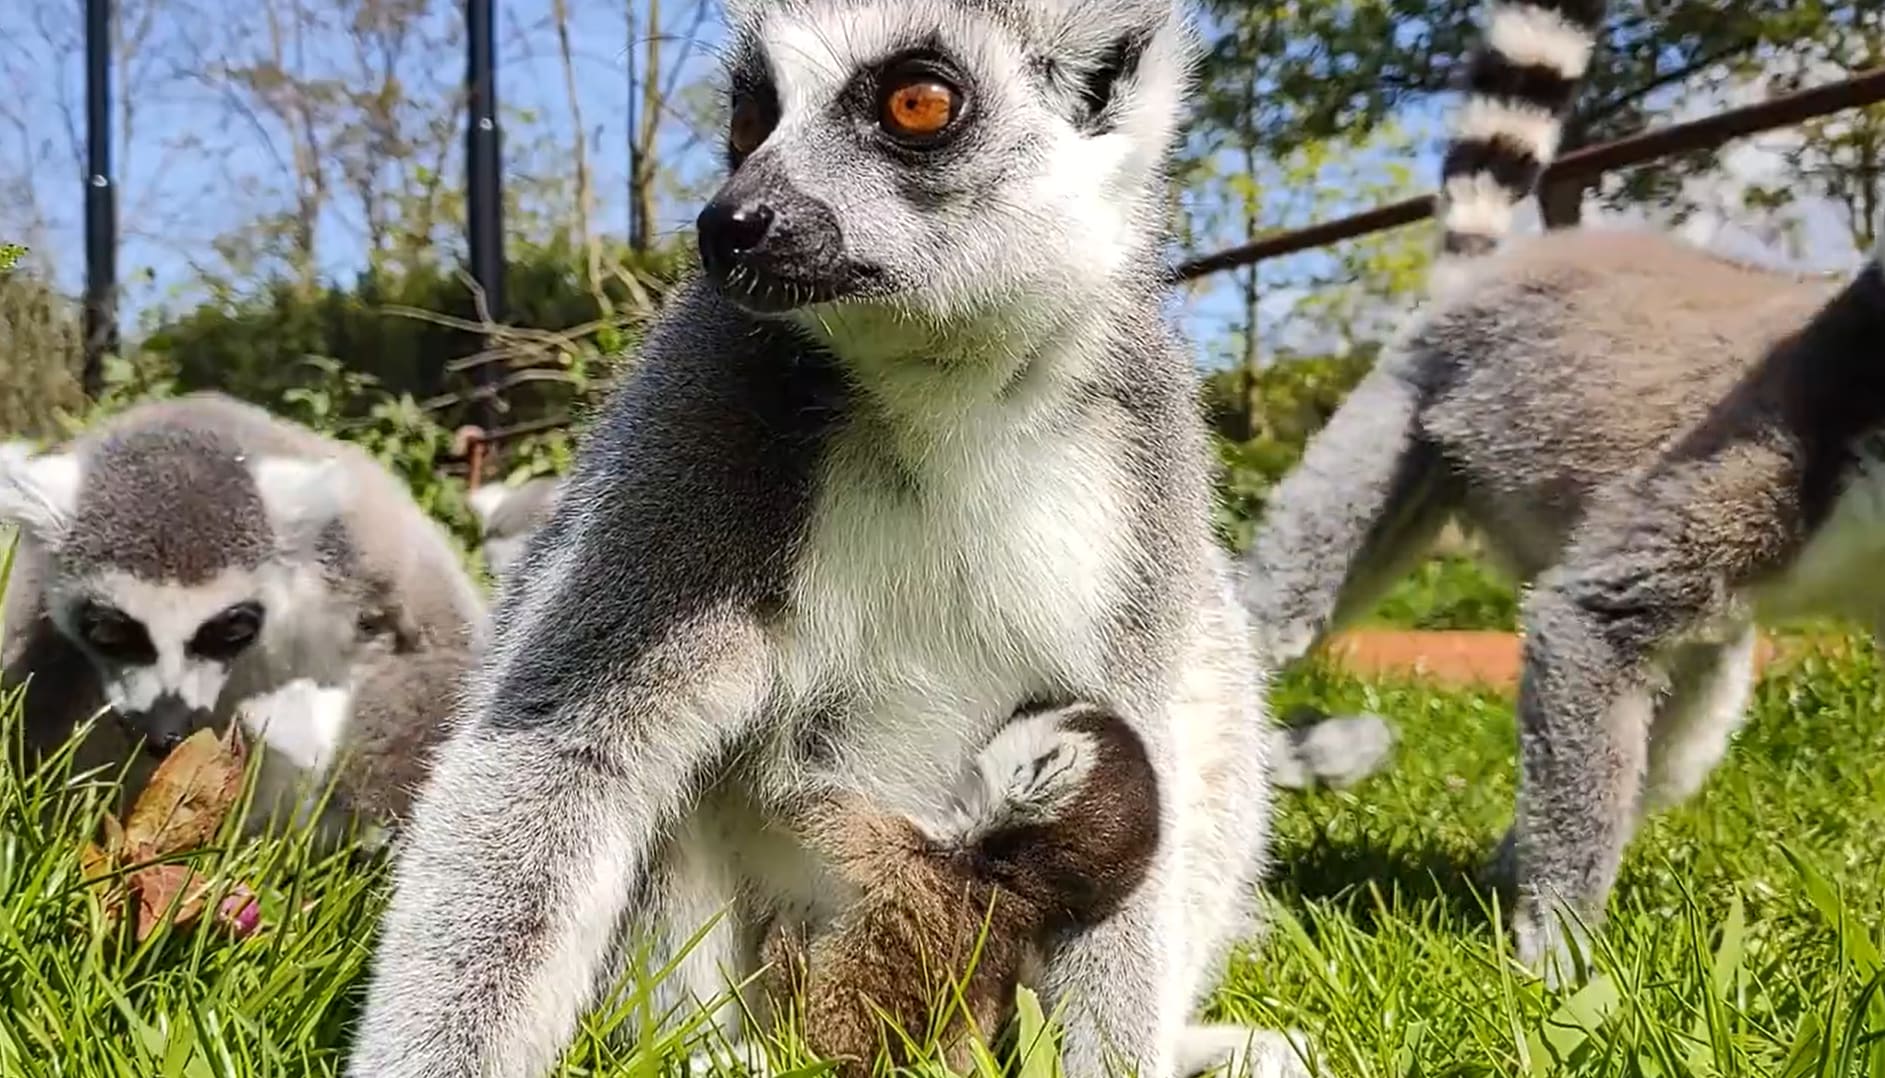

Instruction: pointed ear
[0,442,81,545]
[467,483,510,528]
[251,456,350,549]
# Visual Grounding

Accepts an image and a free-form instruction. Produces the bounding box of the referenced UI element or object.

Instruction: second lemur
[1242,0,1885,977]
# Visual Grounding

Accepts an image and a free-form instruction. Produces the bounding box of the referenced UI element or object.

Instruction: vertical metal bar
[83,0,117,398]
[626,2,640,249]
[466,0,504,427]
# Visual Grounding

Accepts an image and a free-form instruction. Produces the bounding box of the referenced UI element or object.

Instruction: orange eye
[730,97,775,157]
[880,77,959,139]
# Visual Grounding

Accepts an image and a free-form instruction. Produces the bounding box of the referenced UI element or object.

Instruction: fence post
[466,0,504,440]
[83,0,118,399]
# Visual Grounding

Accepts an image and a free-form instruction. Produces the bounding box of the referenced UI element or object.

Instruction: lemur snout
[698,200,775,269]
[120,693,214,758]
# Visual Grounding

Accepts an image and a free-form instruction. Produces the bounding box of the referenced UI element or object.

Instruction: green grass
[5,634,1885,1075]
[1365,556,1519,632]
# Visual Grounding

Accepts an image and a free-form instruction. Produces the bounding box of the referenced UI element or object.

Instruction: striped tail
[1433,0,1607,288]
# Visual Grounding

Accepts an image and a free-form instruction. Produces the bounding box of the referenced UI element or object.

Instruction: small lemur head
[944,702,1161,927]
[699,0,1194,340]
[0,428,350,757]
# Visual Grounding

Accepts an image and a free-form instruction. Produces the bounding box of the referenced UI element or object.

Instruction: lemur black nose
[697,200,775,268]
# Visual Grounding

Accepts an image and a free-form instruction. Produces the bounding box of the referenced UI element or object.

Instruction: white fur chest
[1752,436,1885,623]
[766,401,1133,815]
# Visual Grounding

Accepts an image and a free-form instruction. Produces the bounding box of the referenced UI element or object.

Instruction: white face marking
[749,3,1182,355]
[55,562,359,718]
[933,709,1100,839]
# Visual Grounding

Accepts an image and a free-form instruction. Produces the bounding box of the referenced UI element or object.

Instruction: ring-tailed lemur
[762,702,1163,1078]
[1243,0,1885,979]
[469,476,563,580]
[346,1,1306,1076]
[0,392,485,834]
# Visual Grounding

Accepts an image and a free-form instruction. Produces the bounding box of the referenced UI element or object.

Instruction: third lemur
[1241,0,1885,976]
[763,702,1160,1078]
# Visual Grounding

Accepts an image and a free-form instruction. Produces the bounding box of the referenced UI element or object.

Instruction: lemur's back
[1412,230,1839,568]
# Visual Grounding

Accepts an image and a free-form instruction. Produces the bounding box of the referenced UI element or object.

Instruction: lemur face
[699,0,1192,337]
[0,428,351,757]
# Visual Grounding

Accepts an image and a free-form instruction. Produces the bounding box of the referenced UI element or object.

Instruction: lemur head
[940,702,1161,926]
[0,428,350,757]
[699,0,1194,349]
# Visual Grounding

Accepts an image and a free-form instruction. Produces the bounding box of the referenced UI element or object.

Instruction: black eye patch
[189,601,265,663]
[74,601,157,665]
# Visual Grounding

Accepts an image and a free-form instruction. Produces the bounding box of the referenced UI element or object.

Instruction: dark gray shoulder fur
[487,282,851,729]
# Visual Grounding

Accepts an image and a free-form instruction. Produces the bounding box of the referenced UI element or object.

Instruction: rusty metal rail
[1170,65,1885,282]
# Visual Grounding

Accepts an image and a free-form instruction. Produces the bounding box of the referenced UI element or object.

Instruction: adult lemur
[347,1,1304,1076]
[1242,0,1885,976]
[0,392,485,833]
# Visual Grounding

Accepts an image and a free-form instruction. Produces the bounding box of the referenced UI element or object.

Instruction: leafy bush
[0,258,87,441]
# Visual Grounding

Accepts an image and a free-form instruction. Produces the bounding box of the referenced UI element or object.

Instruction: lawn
[3,572,1884,1075]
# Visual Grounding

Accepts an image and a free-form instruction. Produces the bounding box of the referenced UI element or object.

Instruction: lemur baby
[0,392,485,834]
[1241,0,1885,977]
[348,0,1303,1076]
[764,702,1160,1078]
[468,476,562,580]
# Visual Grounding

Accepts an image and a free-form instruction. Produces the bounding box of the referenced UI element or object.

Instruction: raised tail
[1432,0,1607,292]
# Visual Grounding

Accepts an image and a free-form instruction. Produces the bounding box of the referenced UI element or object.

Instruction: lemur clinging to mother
[763,701,1164,1078]
[1241,0,1885,978]
[348,0,1306,1076]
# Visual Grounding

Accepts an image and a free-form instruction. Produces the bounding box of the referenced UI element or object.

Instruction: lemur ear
[467,483,510,529]
[0,442,81,546]
[1072,29,1156,132]
[252,456,351,549]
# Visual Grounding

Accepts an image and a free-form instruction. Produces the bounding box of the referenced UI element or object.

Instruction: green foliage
[1367,554,1520,632]
[0,259,87,441]
[1192,0,1831,217]
[0,244,24,275]
[138,235,684,435]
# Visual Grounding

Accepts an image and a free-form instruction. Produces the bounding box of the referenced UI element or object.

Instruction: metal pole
[466,0,504,432]
[83,0,118,398]
[626,3,641,249]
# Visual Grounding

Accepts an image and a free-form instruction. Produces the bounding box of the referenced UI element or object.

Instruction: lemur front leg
[345,613,774,1077]
[1039,860,1182,1078]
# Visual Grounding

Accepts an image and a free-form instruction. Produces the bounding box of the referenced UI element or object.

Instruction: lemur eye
[75,603,156,665]
[190,601,264,662]
[879,74,960,141]
[729,97,776,158]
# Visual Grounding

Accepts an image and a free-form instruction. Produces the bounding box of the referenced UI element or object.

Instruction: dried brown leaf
[130,863,212,942]
[122,727,245,860]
